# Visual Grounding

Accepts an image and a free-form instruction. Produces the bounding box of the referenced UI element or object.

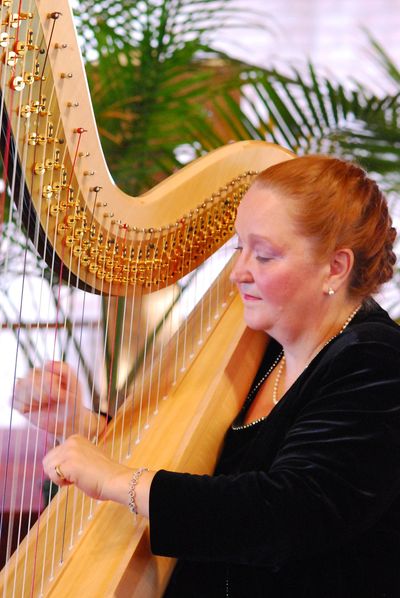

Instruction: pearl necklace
[272,354,286,405]
[233,304,362,430]
[231,351,284,430]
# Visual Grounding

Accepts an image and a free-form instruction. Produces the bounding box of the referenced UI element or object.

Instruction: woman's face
[230,184,331,343]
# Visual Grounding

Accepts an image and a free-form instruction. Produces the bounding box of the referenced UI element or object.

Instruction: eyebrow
[234,231,285,255]
[248,233,274,244]
[234,231,275,245]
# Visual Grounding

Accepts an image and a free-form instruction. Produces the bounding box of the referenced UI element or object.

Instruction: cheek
[255,268,298,302]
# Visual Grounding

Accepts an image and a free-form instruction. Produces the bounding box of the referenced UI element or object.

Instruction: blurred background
[211,0,400,93]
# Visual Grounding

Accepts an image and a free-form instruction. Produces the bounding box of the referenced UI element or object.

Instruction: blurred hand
[13,361,93,440]
[43,434,132,504]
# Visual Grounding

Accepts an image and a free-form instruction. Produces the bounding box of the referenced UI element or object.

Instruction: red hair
[254,155,397,298]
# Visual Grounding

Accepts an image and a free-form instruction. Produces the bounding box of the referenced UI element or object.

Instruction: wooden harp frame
[0,1,294,596]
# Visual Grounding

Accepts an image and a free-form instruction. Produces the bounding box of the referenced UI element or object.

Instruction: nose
[229,249,253,285]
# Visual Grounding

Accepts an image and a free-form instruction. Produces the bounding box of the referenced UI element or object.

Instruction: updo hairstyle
[253,155,397,299]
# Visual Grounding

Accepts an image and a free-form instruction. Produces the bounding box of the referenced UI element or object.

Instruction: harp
[0,1,294,596]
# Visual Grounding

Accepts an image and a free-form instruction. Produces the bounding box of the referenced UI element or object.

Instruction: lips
[242,292,262,301]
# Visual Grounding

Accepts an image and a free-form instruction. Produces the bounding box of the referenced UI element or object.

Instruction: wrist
[106,468,156,518]
[103,466,133,505]
[128,468,149,515]
[130,469,156,518]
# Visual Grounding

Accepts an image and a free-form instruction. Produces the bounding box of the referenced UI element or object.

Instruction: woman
[16,155,400,597]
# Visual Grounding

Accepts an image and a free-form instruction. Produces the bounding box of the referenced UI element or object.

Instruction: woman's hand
[43,435,131,502]
[13,361,104,440]
[43,435,155,516]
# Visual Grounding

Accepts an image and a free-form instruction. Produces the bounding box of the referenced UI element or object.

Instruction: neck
[280,299,362,381]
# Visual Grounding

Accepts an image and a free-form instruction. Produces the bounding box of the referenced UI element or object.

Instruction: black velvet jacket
[149,301,400,598]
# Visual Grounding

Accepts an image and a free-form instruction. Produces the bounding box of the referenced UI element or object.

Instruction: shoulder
[301,301,400,407]
[325,300,400,363]
[353,299,400,339]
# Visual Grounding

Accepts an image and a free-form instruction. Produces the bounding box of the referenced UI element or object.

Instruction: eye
[255,255,272,263]
[233,245,243,252]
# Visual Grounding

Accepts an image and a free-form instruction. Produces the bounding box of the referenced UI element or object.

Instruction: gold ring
[55,464,65,480]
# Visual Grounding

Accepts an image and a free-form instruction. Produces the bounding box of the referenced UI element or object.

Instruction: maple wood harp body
[0,1,294,596]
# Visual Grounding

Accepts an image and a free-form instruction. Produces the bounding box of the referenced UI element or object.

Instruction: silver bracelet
[128,467,148,515]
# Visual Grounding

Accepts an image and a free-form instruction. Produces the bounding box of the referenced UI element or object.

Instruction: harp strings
[32,106,91,588]
[0,0,40,577]
[23,17,57,593]
[0,2,257,595]
[0,3,107,587]
[0,0,40,587]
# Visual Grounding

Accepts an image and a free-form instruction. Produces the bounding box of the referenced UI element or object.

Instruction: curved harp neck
[3,0,293,294]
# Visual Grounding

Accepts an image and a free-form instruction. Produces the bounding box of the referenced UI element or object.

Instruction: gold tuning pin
[19,105,31,118]
[38,104,51,117]
[54,150,62,169]
[0,32,9,47]
[34,163,45,175]
[10,76,25,91]
[4,12,33,28]
[26,30,38,51]
[3,51,19,67]
[14,41,26,55]
[42,185,53,200]
[23,72,35,85]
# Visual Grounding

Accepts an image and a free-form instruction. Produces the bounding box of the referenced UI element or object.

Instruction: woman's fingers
[13,362,80,415]
[43,435,127,501]
[43,435,153,516]
[14,362,98,442]
[46,461,73,488]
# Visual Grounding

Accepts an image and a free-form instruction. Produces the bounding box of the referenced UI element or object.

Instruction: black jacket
[150,301,400,597]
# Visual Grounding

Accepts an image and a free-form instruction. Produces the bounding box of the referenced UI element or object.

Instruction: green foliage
[364,30,400,87]
[72,1,400,199]
[204,64,400,192]
[73,0,268,194]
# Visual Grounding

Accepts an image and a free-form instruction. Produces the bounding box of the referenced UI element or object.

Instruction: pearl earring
[328,287,335,296]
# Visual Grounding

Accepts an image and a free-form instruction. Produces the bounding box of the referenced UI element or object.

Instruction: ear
[323,248,354,295]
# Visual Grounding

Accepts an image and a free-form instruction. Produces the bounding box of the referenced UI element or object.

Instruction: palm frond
[189,63,400,192]
[364,30,400,86]
[72,0,272,193]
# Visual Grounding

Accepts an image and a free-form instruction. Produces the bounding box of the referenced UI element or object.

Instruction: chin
[242,302,274,332]
[243,315,271,332]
